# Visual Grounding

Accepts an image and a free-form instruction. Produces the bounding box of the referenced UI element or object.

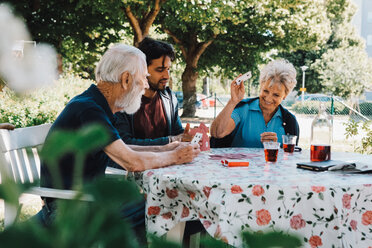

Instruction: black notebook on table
[296,160,356,172]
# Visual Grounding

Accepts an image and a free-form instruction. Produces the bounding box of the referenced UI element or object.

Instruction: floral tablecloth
[130,148,372,247]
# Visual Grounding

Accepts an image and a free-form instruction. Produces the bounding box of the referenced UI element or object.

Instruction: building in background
[353,0,372,57]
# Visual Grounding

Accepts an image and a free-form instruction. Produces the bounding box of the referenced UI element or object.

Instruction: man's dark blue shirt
[40,84,121,190]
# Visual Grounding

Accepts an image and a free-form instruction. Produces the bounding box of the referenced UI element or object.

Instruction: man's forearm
[128,144,162,152]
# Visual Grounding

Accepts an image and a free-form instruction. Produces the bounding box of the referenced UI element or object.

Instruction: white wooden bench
[0,124,125,227]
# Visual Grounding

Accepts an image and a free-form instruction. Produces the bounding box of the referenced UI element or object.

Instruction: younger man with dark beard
[113,37,191,146]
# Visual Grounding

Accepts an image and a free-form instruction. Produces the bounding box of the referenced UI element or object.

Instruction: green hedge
[0,74,92,128]
[360,102,372,116]
[292,100,348,115]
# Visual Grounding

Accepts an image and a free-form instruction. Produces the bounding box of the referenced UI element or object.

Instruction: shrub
[0,74,92,127]
[344,120,372,154]
[292,101,348,115]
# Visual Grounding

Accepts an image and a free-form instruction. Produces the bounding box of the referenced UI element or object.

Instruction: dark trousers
[183,220,206,247]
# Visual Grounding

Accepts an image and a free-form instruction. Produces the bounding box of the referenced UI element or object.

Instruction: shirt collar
[251,98,282,119]
[250,98,261,111]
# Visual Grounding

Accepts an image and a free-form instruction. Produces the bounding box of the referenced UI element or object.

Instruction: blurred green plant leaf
[83,177,141,206]
[0,178,36,206]
[148,234,181,248]
[73,124,110,154]
[242,231,302,248]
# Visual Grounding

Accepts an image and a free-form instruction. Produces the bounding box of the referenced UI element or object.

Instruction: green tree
[312,46,372,98]
[159,0,332,116]
[79,0,167,47]
[121,0,166,47]
[5,0,125,78]
[279,0,372,98]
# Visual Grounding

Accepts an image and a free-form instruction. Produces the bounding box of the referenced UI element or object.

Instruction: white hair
[95,43,146,83]
[116,81,144,114]
[259,59,297,95]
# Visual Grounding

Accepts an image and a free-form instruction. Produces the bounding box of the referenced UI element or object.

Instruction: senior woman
[210,59,299,148]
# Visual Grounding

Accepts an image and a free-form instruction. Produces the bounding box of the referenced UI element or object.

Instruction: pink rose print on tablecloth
[203,220,212,229]
[309,235,323,248]
[290,214,306,230]
[362,211,372,225]
[166,188,178,199]
[231,185,243,194]
[203,186,212,198]
[252,185,265,196]
[181,206,190,218]
[350,220,357,231]
[256,209,271,226]
[162,212,172,219]
[148,206,160,216]
[342,194,352,209]
[146,171,154,177]
[311,186,326,193]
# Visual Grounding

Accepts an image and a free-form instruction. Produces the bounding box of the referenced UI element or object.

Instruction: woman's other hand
[260,132,278,143]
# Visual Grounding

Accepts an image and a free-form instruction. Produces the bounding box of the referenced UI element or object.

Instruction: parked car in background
[174,91,183,108]
[360,91,372,103]
[175,91,200,109]
[174,91,215,109]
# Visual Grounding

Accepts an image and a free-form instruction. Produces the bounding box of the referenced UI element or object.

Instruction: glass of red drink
[282,135,297,153]
[263,142,280,162]
[310,145,331,161]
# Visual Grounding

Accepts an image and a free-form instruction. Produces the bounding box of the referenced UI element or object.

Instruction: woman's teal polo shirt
[230,98,285,148]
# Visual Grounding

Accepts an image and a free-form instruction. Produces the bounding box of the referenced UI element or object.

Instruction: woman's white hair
[259,59,297,95]
[95,43,146,83]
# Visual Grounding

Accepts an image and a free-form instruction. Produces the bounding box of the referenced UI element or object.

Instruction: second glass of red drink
[282,134,297,153]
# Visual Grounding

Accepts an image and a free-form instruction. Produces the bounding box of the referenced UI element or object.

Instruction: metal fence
[186,93,371,152]
[283,95,372,122]
[195,93,372,122]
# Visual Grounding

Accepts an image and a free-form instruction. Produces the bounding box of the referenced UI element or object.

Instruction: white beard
[116,82,144,114]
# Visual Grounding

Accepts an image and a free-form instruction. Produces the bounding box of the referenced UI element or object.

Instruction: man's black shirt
[40,84,120,191]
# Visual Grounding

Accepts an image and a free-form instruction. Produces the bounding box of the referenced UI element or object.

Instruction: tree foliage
[6,0,126,78]
[6,0,371,111]
[158,0,333,116]
[311,46,372,98]
[279,0,372,98]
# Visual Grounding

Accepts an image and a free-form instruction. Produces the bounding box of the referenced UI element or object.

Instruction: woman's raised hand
[230,74,245,105]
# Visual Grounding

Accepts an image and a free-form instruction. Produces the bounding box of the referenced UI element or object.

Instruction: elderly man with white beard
[35,44,200,244]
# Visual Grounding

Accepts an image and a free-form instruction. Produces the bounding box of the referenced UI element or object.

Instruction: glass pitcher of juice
[310,103,332,161]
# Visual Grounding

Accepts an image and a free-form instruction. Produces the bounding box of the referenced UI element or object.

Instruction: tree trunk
[133,33,143,48]
[162,30,216,117]
[181,64,198,117]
